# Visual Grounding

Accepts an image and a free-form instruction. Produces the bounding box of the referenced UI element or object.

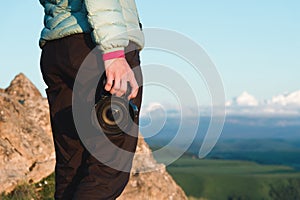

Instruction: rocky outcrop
[0,73,187,199]
[118,137,187,200]
[0,73,55,193]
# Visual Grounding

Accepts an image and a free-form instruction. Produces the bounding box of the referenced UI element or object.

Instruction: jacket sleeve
[84,0,129,54]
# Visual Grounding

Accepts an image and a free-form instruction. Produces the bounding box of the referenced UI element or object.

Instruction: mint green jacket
[39,0,144,53]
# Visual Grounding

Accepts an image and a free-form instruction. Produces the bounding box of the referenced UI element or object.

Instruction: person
[39,0,144,199]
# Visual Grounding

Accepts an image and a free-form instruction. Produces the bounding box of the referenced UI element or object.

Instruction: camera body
[94,92,138,135]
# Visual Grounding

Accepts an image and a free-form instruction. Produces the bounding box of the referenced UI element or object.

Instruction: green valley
[167,156,300,200]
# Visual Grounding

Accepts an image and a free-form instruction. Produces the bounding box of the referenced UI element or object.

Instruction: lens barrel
[94,95,137,135]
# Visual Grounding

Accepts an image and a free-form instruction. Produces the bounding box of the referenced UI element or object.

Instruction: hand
[104,57,139,99]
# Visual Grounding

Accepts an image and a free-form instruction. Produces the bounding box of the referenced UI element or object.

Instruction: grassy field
[167,156,300,200]
[2,157,300,200]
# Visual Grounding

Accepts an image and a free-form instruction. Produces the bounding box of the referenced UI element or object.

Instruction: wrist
[102,50,125,61]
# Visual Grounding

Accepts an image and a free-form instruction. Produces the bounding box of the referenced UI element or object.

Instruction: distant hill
[143,115,300,169]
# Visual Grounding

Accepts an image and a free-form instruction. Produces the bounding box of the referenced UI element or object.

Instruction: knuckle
[106,82,112,87]
[113,85,120,90]
[106,71,113,76]
[116,92,123,97]
[128,72,134,78]
[119,89,125,94]
[133,85,139,90]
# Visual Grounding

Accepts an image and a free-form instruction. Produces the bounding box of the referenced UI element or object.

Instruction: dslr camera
[93,76,138,135]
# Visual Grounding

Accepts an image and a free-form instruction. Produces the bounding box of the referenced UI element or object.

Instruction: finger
[105,73,114,92]
[115,79,127,97]
[111,77,121,95]
[128,79,139,100]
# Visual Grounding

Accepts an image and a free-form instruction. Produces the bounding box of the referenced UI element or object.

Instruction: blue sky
[0,1,299,105]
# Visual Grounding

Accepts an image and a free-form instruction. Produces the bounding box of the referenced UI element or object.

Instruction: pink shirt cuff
[102,50,125,61]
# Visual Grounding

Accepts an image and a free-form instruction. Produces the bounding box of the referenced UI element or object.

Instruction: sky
[0,0,299,108]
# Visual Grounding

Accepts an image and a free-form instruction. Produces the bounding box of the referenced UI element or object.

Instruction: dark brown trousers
[40,33,142,200]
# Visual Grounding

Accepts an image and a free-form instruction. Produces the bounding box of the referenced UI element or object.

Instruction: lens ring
[110,98,132,131]
[102,105,117,125]
[95,96,134,134]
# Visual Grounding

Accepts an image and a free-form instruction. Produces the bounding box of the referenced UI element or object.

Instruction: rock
[4,73,42,102]
[0,73,187,199]
[118,136,187,200]
[0,74,55,193]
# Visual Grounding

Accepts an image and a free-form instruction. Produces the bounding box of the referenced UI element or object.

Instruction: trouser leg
[40,33,142,200]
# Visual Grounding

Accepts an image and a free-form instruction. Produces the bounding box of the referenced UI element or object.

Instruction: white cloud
[227,91,259,107]
[141,90,300,118]
[269,90,300,106]
[140,102,167,118]
[141,102,164,113]
[226,90,300,116]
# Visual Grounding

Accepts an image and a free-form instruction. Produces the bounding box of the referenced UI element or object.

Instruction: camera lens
[92,74,139,135]
[102,104,124,125]
[94,96,136,135]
